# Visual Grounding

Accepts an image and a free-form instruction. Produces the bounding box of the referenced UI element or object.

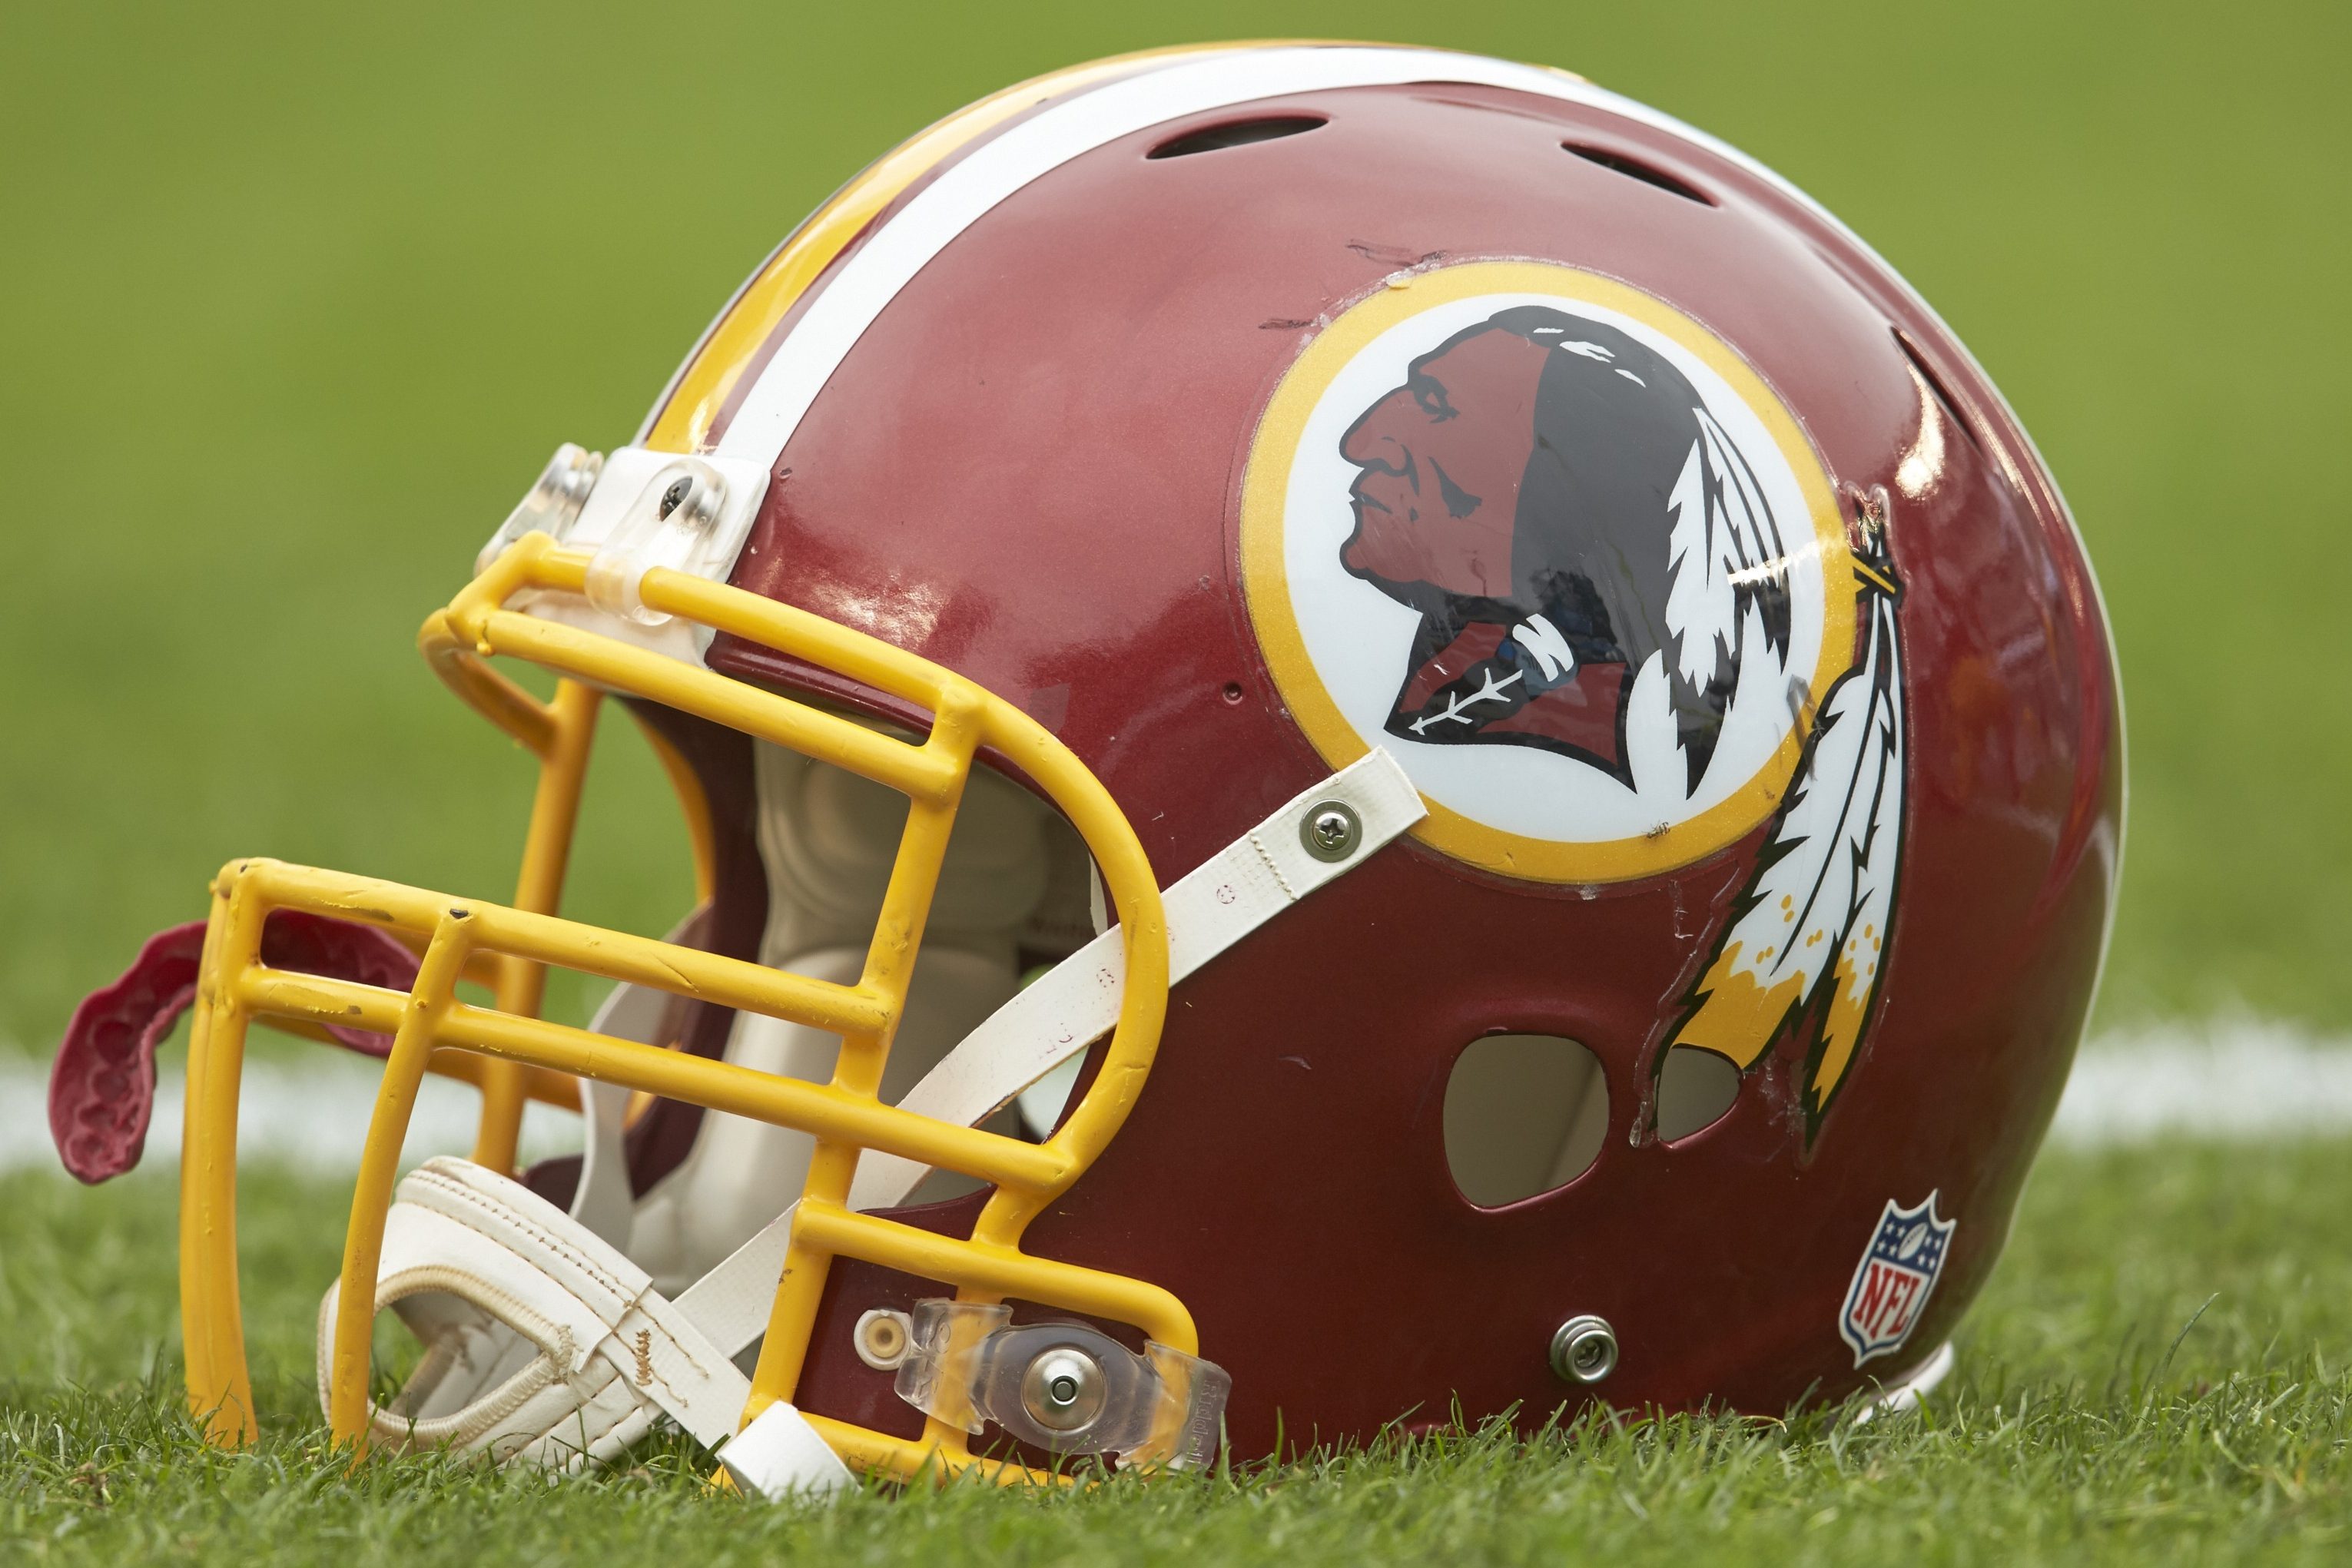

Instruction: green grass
[1,0,2348,1048]
[7,1140,2351,1563]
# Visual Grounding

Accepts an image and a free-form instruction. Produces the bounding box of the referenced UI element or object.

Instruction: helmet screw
[1020,1346,1107,1434]
[1300,801,1362,862]
[657,476,694,520]
[1550,1314,1618,1385]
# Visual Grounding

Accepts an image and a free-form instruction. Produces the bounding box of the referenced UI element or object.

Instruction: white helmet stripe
[709,44,1898,475]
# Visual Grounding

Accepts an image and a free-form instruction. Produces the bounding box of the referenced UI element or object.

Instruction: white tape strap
[718,1401,857,1500]
[847,749,1424,1211]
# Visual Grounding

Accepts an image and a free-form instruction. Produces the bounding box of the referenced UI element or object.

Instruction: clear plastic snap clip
[583,458,729,626]
[894,1299,1230,1470]
[476,443,604,575]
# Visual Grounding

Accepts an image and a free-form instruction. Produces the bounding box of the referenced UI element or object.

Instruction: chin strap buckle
[894,1299,1229,1470]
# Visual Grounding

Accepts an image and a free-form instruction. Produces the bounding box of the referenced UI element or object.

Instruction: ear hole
[1655,1046,1742,1142]
[1443,1034,1607,1208]
[1563,143,1714,205]
[1893,327,1983,450]
[1148,114,1327,160]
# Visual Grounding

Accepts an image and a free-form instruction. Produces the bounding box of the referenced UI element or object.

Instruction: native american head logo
[1335,305,1792,794]
[1243,263,1909,1132]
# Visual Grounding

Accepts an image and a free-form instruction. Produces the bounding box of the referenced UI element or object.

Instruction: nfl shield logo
[1839,1192,1957,1365]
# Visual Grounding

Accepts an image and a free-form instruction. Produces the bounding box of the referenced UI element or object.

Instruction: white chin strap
[327,749,1421,1491]
[319,1155,850,1496]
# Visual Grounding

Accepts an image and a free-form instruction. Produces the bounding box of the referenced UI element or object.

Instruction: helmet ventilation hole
[1893,328,1983,451]
[1654,1046,1742,1142]
[1562,143,1714,206]
[1442,1034,1607,1208]
[1148,114,1327,160]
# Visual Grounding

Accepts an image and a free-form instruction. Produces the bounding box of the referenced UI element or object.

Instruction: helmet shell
[662,55,2118,1452]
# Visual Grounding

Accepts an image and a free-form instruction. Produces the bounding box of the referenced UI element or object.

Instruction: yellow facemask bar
[177,529,1183,1484]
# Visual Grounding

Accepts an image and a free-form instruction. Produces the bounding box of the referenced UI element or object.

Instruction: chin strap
[321,1155,849,1497]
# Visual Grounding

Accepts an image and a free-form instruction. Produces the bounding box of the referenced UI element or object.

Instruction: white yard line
[2045,1018,2352,1145]
[4,1052,576,1177]
[3,1019,2350,1175]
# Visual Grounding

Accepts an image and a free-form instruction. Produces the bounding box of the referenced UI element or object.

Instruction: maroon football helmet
[53,43,2119,1482]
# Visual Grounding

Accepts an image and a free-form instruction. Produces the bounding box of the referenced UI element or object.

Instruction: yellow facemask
[175,525,1192,1484]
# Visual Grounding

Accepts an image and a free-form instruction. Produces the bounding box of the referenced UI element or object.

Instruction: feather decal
[1662,409,1796,794]
[1672,515,1905,1129]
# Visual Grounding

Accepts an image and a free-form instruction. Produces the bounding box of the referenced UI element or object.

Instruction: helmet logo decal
[1244,261,1861,886]
[1245,262,1909,1122]
[1839,1192,1954,1366]
[1672,487,1906,1126]
[1336,305,1793,796]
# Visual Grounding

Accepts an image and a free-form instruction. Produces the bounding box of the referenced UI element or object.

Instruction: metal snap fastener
[1300,801,1362,862]
[1550,1314,1618,1384]
[1020,1346,1107,1434]
[853,1308,913,1371]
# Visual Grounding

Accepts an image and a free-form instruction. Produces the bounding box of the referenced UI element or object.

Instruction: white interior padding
[626,741,1081,1294]
[842,748,1428,1212]
[748,735,1091,966]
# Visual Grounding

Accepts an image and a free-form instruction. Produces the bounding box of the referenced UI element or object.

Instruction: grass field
[8,1142,2351,1563]
[2,0,2349,1560]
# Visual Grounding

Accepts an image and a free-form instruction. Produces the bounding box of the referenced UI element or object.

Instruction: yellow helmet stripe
[642,45,1248,455]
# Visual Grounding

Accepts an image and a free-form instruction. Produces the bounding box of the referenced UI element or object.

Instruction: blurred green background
[2,0,2345,1049]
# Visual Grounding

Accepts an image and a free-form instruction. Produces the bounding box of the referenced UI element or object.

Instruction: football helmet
[49,42,2120,1490]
